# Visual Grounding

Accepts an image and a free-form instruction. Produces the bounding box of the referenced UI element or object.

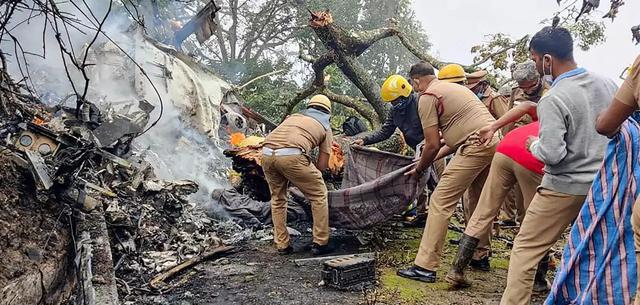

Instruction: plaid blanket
[545,119,640,305]
[325,145,430,229]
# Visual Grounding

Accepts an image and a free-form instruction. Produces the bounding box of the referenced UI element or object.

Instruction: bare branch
[395,32,446,69]
[281,84,319,117]
[321,88,379,127]
[234,68,286,91]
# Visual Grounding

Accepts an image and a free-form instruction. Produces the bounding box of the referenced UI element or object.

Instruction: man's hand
[477,125,496,146]
[525,136,539,152]
[404,166,422,180]
[352,139,364,146]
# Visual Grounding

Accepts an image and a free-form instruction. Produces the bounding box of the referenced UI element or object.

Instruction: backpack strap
[420,92,444,118]
[485,94,497,117]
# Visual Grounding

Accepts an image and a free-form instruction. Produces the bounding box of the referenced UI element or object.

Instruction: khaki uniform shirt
[481,86,510,119]
[509,81,550,128]
[263,114,333,154]
[418,80,496,148]
[616,55,640,109]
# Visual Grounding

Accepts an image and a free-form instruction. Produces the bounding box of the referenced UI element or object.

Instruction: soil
[0,152,561,305]
[0,154,72,304]
[126,221,562,305]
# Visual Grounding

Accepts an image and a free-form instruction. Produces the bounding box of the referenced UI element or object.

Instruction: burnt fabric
[291,146,432,229]
[213,188,308,228]
[545,119,640,305]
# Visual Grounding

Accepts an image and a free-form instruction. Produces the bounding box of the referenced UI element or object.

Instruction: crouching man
[262,95,334,256]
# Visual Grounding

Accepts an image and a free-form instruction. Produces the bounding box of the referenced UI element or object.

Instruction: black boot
[311,243,333,256]
[533,254,551,292]
[445,234,479,288]
[277,245,293,255]
[470,256,491,272]
[397,265,437,283]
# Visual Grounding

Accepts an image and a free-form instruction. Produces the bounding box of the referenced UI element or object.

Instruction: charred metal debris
[0,64,236,304]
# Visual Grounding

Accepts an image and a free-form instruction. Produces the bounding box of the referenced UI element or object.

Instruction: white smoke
[1,1,230,206]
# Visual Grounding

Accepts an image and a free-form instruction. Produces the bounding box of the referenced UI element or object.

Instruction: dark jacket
[362,93,424,148]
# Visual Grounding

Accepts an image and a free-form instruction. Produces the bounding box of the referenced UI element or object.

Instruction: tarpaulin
[292,145,432,229]
[220,145,433,230]
[545,118,640,305]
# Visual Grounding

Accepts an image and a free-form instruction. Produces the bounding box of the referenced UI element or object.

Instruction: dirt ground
[0,154,558,305]
[131,222,558,305]
[0,155,72,304]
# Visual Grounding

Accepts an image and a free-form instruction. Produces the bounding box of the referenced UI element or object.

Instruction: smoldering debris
[0,53,242,304]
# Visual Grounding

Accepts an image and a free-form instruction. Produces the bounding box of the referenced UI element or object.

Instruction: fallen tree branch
[321,88,379,127]
[283,84,320,116]
[235,68,286,92]
[149,245,235,290]
[395,32,446,69]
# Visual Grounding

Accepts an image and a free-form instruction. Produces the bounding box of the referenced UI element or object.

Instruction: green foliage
[240,72,297,123]
[471,33,528,72]
[565,17,607,51]
[471,5,607,80]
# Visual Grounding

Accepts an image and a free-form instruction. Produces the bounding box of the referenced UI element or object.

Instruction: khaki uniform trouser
[414,137,497,271]
[433,158,446,180]
[632,197,640,305]
[500,187,585,305]
[464,153,543,259]
[262,154,329,250]
[465,190,521,224]
[500,185,525,223]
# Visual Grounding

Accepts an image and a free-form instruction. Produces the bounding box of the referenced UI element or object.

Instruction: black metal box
[321,255,376,290]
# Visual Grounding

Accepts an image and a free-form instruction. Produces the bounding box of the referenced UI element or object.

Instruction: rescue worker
[499,60,551,226]
[595,54,640,305]
[353,75,444,226]
[436,63,492,271]
[397,61,498,283]
[262,94,334,256]
[499,26,617,305]
[446,101,551,292]
[466,70,510,120]
[508,60,550,129]
[465,70,517,231]
[353,75,424,150]
[437,63,467,85]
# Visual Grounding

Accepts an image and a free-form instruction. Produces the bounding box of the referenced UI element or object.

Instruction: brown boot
[445,234,479,288]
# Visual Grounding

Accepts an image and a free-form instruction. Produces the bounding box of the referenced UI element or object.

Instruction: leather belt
[262,147,303,156]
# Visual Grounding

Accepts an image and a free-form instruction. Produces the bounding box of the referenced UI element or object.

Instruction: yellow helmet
[438,64,466,83]
[308,94,332,112]
[380,75,413,102]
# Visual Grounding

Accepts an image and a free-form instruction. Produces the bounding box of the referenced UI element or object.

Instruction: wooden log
[149,245,235,290]
[293,252,375,267]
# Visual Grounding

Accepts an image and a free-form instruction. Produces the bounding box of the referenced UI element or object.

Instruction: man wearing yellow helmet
[438,64,467,85]
[262,94,334,256]
[354,74,444,226]
[354,75,424,149]
[438,65,511,271]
